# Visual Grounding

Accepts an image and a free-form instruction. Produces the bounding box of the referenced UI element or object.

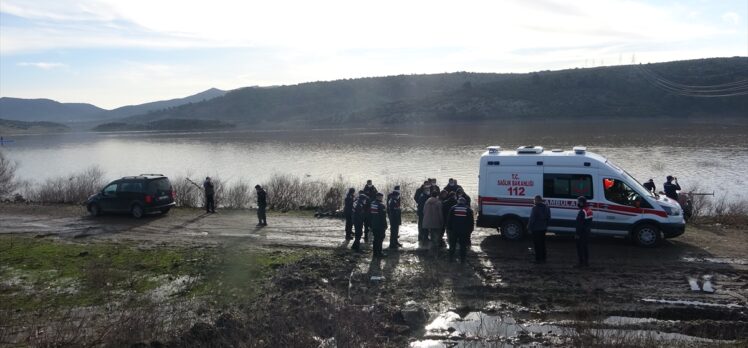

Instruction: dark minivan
[86,174,176,218]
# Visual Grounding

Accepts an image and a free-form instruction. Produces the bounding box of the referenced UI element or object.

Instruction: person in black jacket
[362,180,377,241]
[444,178,463,194]
[344,188,355,240]
[203,177,216,213]
[446,197,474,263]
[351,191,368,251]
[369,193,388,257]
[387,186,402,249]
[575,196,593,267]
[255,185,267,226]
[414,181,432,244]
[663,176,681,200]
[528,195,551,263]
[441,191,457,248]
[642,179,656,194]
[456,188,471,207]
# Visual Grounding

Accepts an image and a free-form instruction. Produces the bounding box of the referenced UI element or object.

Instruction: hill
[100,88,226,119]
[128,57,748,127]
[0,98,104,122]
[0,118,70,134]
[92,118,235,132]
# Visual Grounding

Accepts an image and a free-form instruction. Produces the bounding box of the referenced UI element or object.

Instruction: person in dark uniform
[642,179,656,194]
[456,188,471,207]
[203,177,216,213]
[344,187,355,240]
[351,191,368,251]
[369,193,388,257]
[429,178,440,193]
[528,195,551,264]
[663,175,681,200]
[414,180,431,244]
[575,196,592,268]
[387,186,402,249]
[255,185,267,226]
[440,190,457,248]
[362,180,377,241]
[444,178,464,194]
[446,197,474,263]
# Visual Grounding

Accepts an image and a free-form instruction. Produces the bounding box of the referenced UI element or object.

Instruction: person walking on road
[446,197,474,263]
[203,177,216,213]
[344,188,355,240]
[423,191,444,255]
[575,196,592,268]
[255,185,267,226]
[370,193,388,258]
[663,175,681,201]
[387,186,402,249]
[528,195,551,264]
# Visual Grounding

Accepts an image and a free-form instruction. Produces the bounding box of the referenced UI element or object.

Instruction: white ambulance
[476,146,685,247]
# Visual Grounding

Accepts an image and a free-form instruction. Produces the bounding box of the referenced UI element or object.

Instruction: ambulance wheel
[500,219,525,241]
[632,223,661,247]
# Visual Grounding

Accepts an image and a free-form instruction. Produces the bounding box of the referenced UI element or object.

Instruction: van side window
[120,182,143,193]
[543,174,593,199]
[103,183,118,196]
[603,178,653,208]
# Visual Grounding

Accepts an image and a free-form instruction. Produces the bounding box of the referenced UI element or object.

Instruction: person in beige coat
[422,190,444,254]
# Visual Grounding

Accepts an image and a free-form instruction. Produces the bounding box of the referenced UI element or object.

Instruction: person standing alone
[203,177,216,213]
[344,188,355,240]
[528,195,551,264]
[575,196,592,268]
[255,185,267,226]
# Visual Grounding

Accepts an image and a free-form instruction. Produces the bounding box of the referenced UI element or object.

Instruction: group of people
[528,195,592,267]
[643,175,682,201]
[344,178,475,262]
[202,177,267,226]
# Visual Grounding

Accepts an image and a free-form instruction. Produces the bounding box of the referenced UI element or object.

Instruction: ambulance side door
[542,169,596,234]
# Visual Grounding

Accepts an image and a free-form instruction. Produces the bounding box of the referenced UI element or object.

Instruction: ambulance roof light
[486,146,501,154]
[573,146,587,154]
[516,146,544,154]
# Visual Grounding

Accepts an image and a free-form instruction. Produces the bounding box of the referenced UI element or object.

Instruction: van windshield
[607,160,654,198]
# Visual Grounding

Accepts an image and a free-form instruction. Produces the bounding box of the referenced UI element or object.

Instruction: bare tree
[0,150,18,196]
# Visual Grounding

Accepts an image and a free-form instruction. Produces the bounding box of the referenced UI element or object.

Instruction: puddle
[682,257,748,265]
[412,311,739,347]
[641,298,745,309]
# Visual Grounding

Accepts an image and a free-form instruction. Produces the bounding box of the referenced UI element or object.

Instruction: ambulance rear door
[481,164,542,219]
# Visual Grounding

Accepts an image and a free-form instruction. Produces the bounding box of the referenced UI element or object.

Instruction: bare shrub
[172,175,201,208]
[223,179,251,209]
[0,150,18,197]
[27,166,105,204]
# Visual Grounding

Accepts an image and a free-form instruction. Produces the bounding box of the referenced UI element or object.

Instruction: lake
[3,120,748,201]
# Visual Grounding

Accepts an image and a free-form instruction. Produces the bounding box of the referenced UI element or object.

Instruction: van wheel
[88,203,101,217]
[633,223,661,247]
[131,204,144,219]
[500,219,525,241]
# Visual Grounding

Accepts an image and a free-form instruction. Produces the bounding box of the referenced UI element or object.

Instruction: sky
[0,0,746,109]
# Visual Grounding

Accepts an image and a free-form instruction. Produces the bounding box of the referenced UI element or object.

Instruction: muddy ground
[1,203,747,347]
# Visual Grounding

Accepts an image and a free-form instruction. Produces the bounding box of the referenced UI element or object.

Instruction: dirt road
[2,203,747,345]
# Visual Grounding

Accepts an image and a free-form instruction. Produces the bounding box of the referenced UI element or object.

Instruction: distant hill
[0,88,227,123]
[128,57,748,127]
[101,88,226,119]
[0,98,104,122]
[92,118,235,132]
[0,118,70,134]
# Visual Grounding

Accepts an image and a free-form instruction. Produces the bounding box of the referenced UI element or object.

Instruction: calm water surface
[4,121,748,200]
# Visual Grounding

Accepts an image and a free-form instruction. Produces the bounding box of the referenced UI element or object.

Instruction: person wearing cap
[255,185,267,226]
[663,176,681,200]
[423,190,444,256]
[414,181,432,244]
[575,196,593,267]
[446,196,474,263]
[642,179,656,195]
[528,195,551,264]
[369,192,388,257]
[387,186,402,249]
[344,188,356,240]
[203,177,216,213]
[351,191,368,251]
[456,187,471,207]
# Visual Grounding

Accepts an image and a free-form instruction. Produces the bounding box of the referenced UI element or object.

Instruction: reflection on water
[4,121,748,200]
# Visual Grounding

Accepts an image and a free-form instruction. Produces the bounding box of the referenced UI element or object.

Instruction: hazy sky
[1,0,746,109]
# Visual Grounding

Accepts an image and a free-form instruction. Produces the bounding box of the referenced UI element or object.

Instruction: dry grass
[0,150,18,197]
[21,166,105,204]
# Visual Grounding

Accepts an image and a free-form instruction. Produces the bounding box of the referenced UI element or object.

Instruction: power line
[637,65,748,97]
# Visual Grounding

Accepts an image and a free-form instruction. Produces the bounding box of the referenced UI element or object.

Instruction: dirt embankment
[1,203,747,346]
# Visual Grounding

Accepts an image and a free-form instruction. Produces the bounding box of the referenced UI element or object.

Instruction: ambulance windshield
[607,160,655,198]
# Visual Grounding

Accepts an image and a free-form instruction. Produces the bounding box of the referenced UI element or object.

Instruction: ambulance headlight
[660,205,680,216]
